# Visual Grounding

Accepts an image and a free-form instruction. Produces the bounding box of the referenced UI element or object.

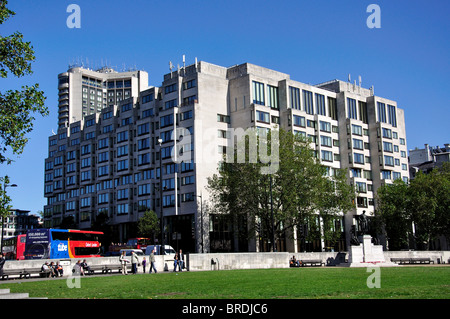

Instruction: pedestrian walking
[0,253,6,278]
[131,251,140,274]
[149,248,157,273]
[142,257,147,273]
[119,251,129,275]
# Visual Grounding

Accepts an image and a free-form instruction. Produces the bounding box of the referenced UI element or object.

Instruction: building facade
[44,61,408,253]
[409,143,450,179]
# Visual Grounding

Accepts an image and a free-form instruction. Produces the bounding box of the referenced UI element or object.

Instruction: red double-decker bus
[1,234,26,260]
[126,238,150,250]
[24,229,103,259]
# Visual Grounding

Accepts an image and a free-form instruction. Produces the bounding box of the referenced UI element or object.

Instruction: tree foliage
[137,210,160,240]
[0,1,48,218]
[207,128,355,250]
[375,163,450,250]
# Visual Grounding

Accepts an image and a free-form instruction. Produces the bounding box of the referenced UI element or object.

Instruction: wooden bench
[300,259,325,267]
[1,268,51,280]
[390,257,410,264]
[410,258,434,264]
[103,264,131,274]
[391,257,434,265]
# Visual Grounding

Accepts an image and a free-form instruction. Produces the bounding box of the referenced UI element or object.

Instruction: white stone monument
[344,235,397,267]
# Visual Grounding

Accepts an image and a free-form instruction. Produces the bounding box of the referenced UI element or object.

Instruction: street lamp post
[1,182,17,253]
[158,138,164,252]
[195,193,203,253]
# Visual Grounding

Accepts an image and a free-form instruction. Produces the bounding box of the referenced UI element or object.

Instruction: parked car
[145,245,176,256]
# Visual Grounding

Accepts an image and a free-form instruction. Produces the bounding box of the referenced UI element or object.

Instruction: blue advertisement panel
[24,229,51,259]
[50,229,70,259]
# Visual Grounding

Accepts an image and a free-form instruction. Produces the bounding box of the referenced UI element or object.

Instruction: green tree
[409,165,450,250]
[0,1,48,218]
[375,179,411,250]
[375,163,450,250]
[207,128,355,251]
[137,210,160,241]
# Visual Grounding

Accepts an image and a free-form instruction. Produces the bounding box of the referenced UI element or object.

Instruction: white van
[145,245,176,256]
[119,249,145,256]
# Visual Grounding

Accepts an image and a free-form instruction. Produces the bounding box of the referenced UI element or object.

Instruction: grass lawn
[1,266,449,299]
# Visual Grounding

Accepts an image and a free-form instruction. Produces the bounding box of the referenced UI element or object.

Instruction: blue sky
[1,0,449,215]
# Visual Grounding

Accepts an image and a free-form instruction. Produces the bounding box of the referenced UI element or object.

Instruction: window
[393,172,401,180]
[293,115,305,127]
[384,155,394,166]
[138,184,151,196]
[267,85,279,109]
[117,159,128,171]
[98,165,109,176]
[320,136,332,147]
[117,131,128,143]
[377,102,387,123]
[347,98,357,120]
[117,188,129,200]
[256,110,270,123]
[382,128,392,139]
[353,138,364,150]
[356,182,367,193]
[181,175,195,185]
[117,204,129,215]
[357,197,368,208]
[138,138,149,151]
[70,139,80,146]
[85,118,95,127]
[387,104,397,127]
[138,123,149,135]
[98,193,109,204]
[117,145,128,157]
[165,99,177,109]
[98,151,108,163]
[315,94,326,116]
[142,94,154,104]
[80,197,91,208]
[399,138,405,145]
[138,153,150,165]
[359,101,368,124]
[161,146,173,159]
[183,79,197,90]
[160,114,174,128]
[121,117,132,126]
[328,97,338,120]
[354,153,365,164]
[319,121,331,133]
[181,192,195,202]
[162,178,175,190]
[352,124,362,136]
[252,81,265,105]
[81,171,91,181]
[303,90,314,115]
[383,141,393,153]
[163,195,175,207]
[217,114,230,123]
[180,110,193,121]
[164,83,177,94]
[121,103,132,112]
[71,126,80,134]
[98,137,109,149]
[289,86,300,110]
[381,170,391,180]
[321,150,333,162]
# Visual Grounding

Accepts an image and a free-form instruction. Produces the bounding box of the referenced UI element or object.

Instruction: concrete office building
[44,61,408,253]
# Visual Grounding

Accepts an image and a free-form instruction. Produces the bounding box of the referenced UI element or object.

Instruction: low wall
[2,250,448,279]
[187,252,290,271]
